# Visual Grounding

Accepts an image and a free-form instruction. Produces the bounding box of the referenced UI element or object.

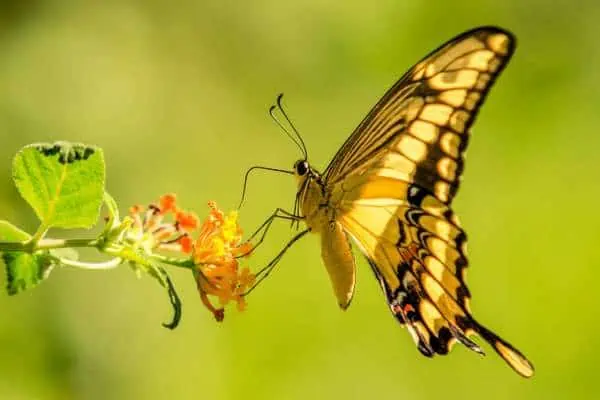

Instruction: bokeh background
[0,1,598,399]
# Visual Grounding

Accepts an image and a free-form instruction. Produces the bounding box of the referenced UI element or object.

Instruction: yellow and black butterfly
[247,26,533,377]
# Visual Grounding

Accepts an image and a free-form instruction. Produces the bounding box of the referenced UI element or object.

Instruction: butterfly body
[294,162,326,232]
[294,161,357,309]
[286,26,533,377]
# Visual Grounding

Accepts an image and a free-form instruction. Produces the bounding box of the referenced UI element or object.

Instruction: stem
[0,241,29,252]
[58,257,122,270]
[0,237,194,270]
[100,244,194,270]
[29,223,49,247]
[103,192,120,222]
[148,254,195,269]
[0,238,99,252]
[101,191,120,237]
[38,238,99,249]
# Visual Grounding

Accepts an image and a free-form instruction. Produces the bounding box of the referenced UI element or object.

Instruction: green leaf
[12,142,105,229]
[2,252,55,295]
[0,220,55,294]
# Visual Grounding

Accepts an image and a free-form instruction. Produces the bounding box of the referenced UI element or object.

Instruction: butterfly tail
[472,320,534,378]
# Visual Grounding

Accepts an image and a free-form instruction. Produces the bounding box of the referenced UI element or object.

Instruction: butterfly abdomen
[320,221,356,309]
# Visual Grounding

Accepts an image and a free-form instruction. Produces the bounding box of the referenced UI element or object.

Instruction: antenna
[276,93,307,160]
[268,104,304,158]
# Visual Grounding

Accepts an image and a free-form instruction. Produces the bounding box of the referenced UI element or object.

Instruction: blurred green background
[0,0,598,399]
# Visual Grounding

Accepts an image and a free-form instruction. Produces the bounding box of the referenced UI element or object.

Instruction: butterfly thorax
[293,160,330,233]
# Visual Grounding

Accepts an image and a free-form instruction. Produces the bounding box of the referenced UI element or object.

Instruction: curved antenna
[269,101,305,158]
[276,93,308,160]
[238,165,293,209]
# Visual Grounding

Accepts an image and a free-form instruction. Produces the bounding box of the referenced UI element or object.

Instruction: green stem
[58,257,122,270]
[103,192,120,222]
[0,237,98,252]
[28,223,49,248]
[101,191,120,237]
[0,241,29,252]
[148,253,195,269]
[101,245,194,270]
[39,238,98,249]
[0,237,194,270]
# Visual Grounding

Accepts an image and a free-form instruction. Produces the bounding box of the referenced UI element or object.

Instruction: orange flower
[127,195,255,322]
[127,194,194,254]
[159,194,177,214]
[178,235,194,254]
[175,210,199,232]
[190,202,255,321]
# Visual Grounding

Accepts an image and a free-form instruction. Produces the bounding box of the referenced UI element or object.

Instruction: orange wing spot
[403,303,415,314]
[392,300,415,320]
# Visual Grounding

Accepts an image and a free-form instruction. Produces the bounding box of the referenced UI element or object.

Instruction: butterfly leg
[237,208,301,258]
[243,228,310,296]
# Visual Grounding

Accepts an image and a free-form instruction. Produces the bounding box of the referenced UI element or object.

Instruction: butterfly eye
[294,160,309,176]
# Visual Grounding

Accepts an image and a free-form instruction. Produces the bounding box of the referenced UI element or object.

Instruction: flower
[127,194,199,254]
[191,202,255,321]
[127,195,255,322]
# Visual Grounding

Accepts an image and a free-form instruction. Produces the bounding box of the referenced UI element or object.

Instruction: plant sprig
[0,142,255,328]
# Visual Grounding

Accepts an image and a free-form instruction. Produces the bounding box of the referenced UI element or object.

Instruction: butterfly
[249,26,533,377]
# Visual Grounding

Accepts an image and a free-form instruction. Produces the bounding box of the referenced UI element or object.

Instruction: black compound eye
[295,160,309,176]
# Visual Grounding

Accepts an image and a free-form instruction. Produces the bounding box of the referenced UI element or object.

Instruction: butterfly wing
[325,26,512,202]
[324,26,533,377]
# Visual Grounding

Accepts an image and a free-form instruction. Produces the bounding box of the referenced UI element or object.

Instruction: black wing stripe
[341,211,469,305]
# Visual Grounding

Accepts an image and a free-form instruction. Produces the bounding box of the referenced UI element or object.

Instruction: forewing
[324,26,515,205]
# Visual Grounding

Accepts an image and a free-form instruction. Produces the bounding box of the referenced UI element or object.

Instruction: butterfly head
[293,159,320,187]
[293,159,313,191]
[293,159,310,177]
